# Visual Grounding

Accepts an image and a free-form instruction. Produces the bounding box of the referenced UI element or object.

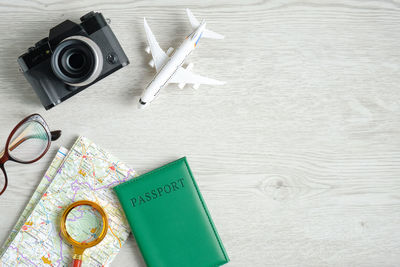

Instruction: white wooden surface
[1,0,400,266]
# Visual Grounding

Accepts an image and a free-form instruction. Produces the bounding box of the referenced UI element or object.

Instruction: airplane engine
[186,63,194,71]
[178,63,194,89]
[148,59,155,68]
[145,46,151,54]
[166,47,174,56]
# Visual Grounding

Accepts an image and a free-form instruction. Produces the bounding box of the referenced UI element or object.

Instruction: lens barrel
[51,36,103,87]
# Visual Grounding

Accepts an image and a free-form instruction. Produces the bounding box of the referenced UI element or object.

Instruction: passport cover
[113,157,229,267]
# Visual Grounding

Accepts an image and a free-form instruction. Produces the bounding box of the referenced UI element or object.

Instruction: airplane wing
[143,18,169,72]
[169,67,225,85]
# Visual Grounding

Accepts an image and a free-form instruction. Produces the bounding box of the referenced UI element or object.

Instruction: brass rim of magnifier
[60,200,108,254]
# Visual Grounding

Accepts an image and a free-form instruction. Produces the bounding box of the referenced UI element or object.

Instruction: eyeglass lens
[8,120,49,162]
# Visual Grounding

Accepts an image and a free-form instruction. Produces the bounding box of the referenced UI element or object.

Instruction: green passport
[113,157,229,267]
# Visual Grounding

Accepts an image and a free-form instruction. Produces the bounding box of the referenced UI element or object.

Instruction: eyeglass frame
[0,114,61,195]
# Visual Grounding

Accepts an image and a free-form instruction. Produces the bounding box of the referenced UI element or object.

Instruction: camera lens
[66,52,85,70]
[51,36,103,87]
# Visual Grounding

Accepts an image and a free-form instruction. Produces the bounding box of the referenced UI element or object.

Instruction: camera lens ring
[51,35,103,87]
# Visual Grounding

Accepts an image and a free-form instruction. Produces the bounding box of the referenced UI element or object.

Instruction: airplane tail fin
[186,8,224,39]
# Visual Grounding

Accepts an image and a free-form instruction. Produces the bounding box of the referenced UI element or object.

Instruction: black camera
[18,11,129,110]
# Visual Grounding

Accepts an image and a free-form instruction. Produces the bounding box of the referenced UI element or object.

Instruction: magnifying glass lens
[65,204,104,243]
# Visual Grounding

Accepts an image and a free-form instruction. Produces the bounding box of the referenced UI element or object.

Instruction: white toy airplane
[139,9,225,109]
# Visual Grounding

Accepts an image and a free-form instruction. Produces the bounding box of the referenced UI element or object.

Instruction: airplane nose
[138,98,148,109]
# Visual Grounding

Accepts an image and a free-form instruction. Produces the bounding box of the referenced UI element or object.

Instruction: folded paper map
[0,136,136,266]
[0,146,68,257]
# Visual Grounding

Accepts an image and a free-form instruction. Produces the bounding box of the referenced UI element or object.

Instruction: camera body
[18,11,129,110]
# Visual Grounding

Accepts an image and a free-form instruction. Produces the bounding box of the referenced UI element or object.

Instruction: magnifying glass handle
[72,259,82,267]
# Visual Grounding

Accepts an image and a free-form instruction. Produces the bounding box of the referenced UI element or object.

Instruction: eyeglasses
[0,114,61,196]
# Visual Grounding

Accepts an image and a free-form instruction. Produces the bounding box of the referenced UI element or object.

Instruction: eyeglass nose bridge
[0,164,8,195]
[0,149,9,165]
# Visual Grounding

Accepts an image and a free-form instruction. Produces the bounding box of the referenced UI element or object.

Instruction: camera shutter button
[80,11,95,21]
[106,53,118,64]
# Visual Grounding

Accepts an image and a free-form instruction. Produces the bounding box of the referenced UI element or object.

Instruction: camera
[18,11,129,110]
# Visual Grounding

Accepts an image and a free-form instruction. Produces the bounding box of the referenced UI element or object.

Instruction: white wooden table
[1,0,399,266]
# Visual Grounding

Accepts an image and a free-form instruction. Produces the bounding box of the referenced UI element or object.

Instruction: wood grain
[1,0,400,266]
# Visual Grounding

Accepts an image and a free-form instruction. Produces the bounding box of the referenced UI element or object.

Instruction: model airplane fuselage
[139,9,225,109]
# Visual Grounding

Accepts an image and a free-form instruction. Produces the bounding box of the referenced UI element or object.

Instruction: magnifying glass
[60,200,108,267]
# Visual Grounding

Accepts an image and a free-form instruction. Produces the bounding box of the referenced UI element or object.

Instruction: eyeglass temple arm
[0,130,62,157]
[51,130,62,141]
